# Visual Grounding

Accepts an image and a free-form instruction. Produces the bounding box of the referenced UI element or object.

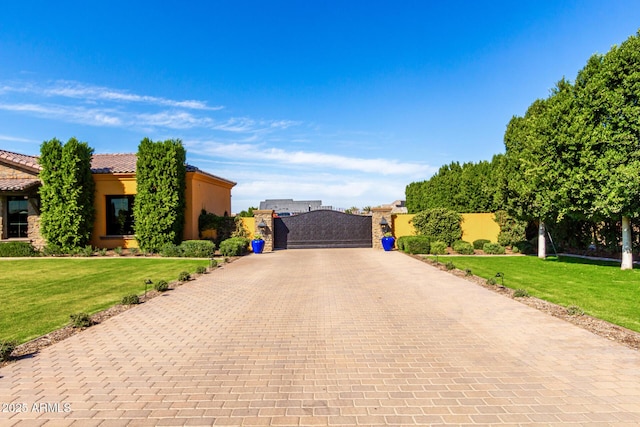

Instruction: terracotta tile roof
[0,178,40,191]
[0,149,235,185]
[90,153,138,173]
[0,149,41,172]
[91,153,202,173]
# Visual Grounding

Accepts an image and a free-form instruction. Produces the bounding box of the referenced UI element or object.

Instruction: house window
[106,195,135,235]
[8,196,28,238]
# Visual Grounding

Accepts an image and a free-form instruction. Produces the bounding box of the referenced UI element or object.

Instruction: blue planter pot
[251,239,265,254]
[381,236,395,251]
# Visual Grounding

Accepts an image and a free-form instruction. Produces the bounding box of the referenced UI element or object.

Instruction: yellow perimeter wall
[91,171,234,249]
[393,213,500,243]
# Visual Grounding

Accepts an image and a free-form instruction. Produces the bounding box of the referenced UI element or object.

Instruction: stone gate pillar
[371,207,393,250]
[253,210,274,252]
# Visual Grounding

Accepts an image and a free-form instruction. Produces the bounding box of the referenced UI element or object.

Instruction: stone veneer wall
[0,163,37,179]
[252,210,274,252]
[0,197,3,239]
[28,197,45,249]
[371,207,393,250]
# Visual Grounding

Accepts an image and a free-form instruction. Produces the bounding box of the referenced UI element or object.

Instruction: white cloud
[189,141,434,176]
[134,111,213,129]
[0,134,38,143]
[228,171,410,212]
[0,103,123,126]
[0,80,300,136]
[1,80,223,111]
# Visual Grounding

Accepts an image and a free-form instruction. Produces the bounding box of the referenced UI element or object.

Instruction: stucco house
[0,149,236,249]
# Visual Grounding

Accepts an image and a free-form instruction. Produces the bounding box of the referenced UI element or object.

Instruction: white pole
[538,221,546,260]
[621,215,633,270]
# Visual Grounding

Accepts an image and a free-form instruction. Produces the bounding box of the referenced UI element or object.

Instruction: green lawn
[427,255,640,333]
[0,258,210,343]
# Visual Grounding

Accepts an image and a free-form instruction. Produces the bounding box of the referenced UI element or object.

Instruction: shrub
[452,240,474,255]
[129,247,139,256]
[566,305,585,316]
[42,244,65,256]
[513,289,530,298]
[494,210,527,247]
[0,241,38,257]
[483,242,506,255]
[178,271,191,282]
[464,268,472,276]
[514,240,535,255]
[77,245,94,257]
[199,211,236,246]
[121,294,140,305]
[219,237,250,257]
[430,241,448,255]
[486,277,497,285]
[196,266,207,274]
[473,239,491,250]
[98,247,108,256]
[180,240,215,258]
[160,243,182,257]
[154,280,169,292]
[398,235,431,254]
[396,236,407,251]
[411,208,462,245]
[209,258,218,268]
[0,340,17,362]
[69,312,92,328]
[445,261,455,270]
[114,246,123,256]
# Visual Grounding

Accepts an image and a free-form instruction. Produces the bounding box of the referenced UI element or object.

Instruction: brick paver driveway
[2,249,640,426]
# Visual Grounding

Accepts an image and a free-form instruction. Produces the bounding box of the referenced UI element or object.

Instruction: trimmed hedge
[483,242,506,255]
[219,237,250,257]
[39,138,95,251]
[134,138,186,252]
[411,208,462,245]
[430,241,448,255]
[397,235,431,254]
[160,240,216,258]
[180,240,215,258]
[0,241,38,257]
[512,240,534,255]
[473,239,491,250]
[452,240,474,255]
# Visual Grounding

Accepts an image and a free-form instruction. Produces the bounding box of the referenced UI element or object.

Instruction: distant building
[259,199,332,215]
[387,200,407,214]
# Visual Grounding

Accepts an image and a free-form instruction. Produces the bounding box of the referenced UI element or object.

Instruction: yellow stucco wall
[91,171,234,248]
[91,173,138,249]
[392,213,500,243]
[184,171,234,241]
[460,213,501,243]
[241,217,255,237]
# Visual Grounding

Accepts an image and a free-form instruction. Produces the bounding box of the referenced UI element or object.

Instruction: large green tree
[573,32,640,269]
[502,79,579,258]
[503,30,640,268]
[133,138,187,252]
[406,157,502,214]
[39,137,95,250]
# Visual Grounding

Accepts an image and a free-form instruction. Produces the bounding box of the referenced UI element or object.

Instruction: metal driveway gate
[273,210,372,249]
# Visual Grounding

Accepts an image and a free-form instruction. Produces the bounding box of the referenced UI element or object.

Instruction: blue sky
[1,1,639,213]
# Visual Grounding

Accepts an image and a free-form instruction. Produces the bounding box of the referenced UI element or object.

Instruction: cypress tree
[39,137,95,250]
[133,138,186,252]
